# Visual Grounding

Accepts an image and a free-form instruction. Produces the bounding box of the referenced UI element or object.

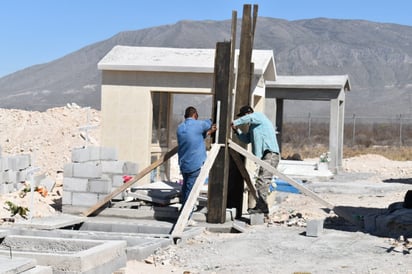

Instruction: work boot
[247,206,269,214]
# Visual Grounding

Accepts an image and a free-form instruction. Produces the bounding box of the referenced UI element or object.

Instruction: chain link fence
[283,114,412,147]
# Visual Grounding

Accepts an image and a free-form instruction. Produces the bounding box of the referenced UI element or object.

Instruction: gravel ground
[0,107,411,273]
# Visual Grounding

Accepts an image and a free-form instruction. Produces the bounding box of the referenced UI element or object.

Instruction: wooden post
[228,4,258,218]
[207,41,232,223]
[276,99,284,152]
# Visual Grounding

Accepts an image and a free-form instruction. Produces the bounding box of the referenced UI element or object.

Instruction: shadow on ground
[383,178,412,184]
[324,205,412,239]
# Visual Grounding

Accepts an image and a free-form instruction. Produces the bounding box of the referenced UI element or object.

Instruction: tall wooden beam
[276,99,284,152]
[207,41,232,223]
[228,4,258,217]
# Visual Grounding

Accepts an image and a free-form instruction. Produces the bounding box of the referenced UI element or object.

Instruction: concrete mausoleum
[97,46,351,183]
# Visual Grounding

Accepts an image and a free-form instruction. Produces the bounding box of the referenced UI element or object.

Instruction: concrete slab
[24,265,53,274]
[0,256,37,274]
[0,235,127,273]
[8,227,172,261]
[7,214,86,230]
[5,215,204,260]
[278,160,333,180]
[129,181,181,205]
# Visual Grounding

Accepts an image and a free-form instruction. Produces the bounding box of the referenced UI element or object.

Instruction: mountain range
[0,17,411,118]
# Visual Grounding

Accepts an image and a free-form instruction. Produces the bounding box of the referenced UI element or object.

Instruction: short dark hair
[184,106,198,118]
[237,105,254,117]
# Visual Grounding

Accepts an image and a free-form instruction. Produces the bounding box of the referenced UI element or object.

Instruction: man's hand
[231,122,237,131]
[207,124,217,136]
[231,122,241,136]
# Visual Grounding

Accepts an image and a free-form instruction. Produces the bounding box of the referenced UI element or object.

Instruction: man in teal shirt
[231,105,280,215]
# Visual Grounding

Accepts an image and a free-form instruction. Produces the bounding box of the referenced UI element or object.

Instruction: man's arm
[230,122,250,144]
[207,124,217,136]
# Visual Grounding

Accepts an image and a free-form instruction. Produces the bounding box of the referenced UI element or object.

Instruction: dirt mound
[0,105,101,178]
[0,105,100,221]
[343,154,412,178]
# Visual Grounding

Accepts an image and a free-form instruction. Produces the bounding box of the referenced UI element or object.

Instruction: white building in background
[98,46,350,184]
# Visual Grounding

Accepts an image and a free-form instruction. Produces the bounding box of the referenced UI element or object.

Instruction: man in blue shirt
[177,106,216,206]
[231,105,280,215]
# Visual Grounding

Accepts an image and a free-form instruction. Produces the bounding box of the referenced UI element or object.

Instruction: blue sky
[0,0,411,77]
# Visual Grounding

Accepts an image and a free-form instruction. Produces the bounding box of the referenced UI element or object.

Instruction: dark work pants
[255,151,279,210]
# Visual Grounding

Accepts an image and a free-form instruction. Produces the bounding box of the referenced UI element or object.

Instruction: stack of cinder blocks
[0,146,33,194]
[62,146,138,212]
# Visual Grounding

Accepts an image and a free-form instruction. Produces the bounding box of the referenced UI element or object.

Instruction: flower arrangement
[319,152,330,163]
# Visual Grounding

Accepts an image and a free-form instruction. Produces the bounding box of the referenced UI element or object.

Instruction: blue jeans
[181,168,201,206]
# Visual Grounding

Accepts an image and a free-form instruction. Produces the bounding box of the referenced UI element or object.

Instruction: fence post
[352,114,356,146]
[308,112,311,142]
[399,114,403,147]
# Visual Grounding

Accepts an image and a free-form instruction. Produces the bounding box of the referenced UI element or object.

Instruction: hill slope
[0,17,411,117]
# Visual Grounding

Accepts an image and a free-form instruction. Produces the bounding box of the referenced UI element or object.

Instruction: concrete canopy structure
[97,46,275,184]
[266,75,351,172]
[98,46,351,182]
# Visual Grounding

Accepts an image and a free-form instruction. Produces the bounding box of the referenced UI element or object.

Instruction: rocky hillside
[0,17,411,117]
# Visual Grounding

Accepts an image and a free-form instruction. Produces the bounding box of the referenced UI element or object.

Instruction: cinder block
[123,161,138,174]
[227,208,237,221]
[63,163,73,177]
[62,191,73,205]
[63,177,89,192]
[101,161,125,174]
[89,178,112,194]
[72,146,118,162]
[72,192,99,206]
[0,157,9,171]
[88,146,101,161]
[3,170,17,183]
[16,169,29,183]
[72,162,102,178]
[71,147,90,163]
[250,213,265,225]
[306,219,324,237]
[100,147,118,161]
[112,175,126,187]
[7,157,17,171]
[16,154,31,170]
[0,182,14,194]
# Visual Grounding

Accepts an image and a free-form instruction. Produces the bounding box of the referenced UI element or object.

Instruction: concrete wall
[100,70,213,184]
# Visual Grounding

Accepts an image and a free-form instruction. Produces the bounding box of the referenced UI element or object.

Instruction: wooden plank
[170,144,222,239]
[227,140,357,225]
[82,146,178,217]
[228,140,333,207]
[229,148,258,200]
[227,3,253,218]
[208,41,232,223]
